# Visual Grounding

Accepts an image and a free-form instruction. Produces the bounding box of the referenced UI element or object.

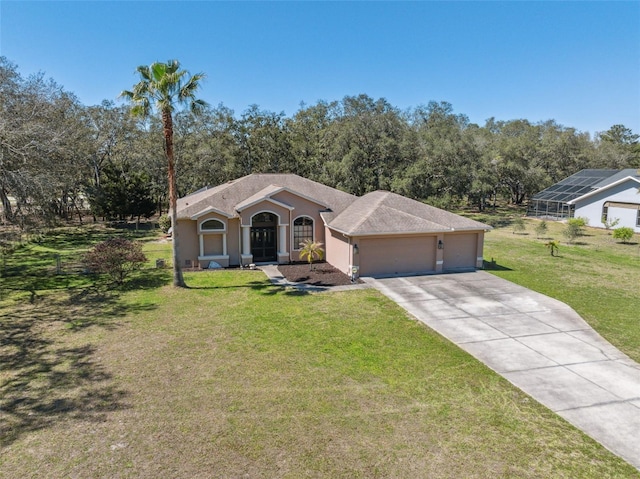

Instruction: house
[527,169,640,232]
[567,170,640,232]
[174,174,491,277]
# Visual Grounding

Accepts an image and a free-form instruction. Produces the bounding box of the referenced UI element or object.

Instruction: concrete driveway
[365,271,640,470]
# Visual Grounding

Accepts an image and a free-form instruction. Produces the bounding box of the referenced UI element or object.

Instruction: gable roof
[530,169,640,205]
[591,169,640,189]
[176,174,355,220]
[327,190,491,236]
[566,175,640,205]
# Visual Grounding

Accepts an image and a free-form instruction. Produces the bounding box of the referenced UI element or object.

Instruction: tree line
[1,56,639,231]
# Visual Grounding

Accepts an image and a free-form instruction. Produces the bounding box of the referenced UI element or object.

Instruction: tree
[121,60,207,287]
[545,240,559,256]
[512,217,526,234]
[298,239,324,270]
[595,125,640,169]
[84,237,147,285]
[612,227,634,244]
[86,162,156,222]
[535,220,548,238]
[599,124,639,145]
[563,219,584,244]
[601,215,620,231]
[0,57,93,228]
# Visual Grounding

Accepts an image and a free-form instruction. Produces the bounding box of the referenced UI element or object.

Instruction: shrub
[84,238,147,284]
[573,216,589,227]
[158,214,171,233]
[612,227,635,244]
[564,217,587,243]
[512,217,526,234]
[601,216,620,230]
[563,222,581,244]
[534,220,548,238]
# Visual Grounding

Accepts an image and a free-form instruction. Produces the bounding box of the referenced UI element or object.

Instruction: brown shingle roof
[327,190,491,235]
[176,174,355,219]
[177,175,491,235]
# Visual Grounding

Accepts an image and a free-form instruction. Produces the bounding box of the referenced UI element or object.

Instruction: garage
[443,233,478,271]
[359,235,436,277]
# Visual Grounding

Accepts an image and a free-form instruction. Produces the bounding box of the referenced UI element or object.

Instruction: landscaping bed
[277,262,361,286]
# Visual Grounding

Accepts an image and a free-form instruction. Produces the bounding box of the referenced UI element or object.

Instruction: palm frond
[190,98,208,116]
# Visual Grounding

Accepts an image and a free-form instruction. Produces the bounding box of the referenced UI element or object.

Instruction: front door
[250,212,278,262]
[251,227,277,262]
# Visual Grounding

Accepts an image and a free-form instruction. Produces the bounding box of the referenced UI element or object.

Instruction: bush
[563,223,579,243]
[612,227,635,244]
[572,216,589,227]
[601,216,620,230]
[158,214,171,233]
[534,220,548,238]
[512,217,526,234]
[564,217,587,243]
[84,238,147,284]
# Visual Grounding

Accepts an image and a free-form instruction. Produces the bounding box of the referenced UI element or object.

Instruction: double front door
[251,227,277,262]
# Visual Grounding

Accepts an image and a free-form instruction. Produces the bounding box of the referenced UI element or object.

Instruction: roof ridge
[384,202,452,230]
[347,191,389,231]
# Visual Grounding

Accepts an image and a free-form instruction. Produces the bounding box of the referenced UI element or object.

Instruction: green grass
[1,226,639,477]
[476,214,640,363]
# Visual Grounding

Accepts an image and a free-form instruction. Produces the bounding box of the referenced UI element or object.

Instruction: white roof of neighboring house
[177,174,491,236]
[566,175,640,205]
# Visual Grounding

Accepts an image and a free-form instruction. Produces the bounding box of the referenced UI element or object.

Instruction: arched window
[201,219,225,231]
[293,216,313,249]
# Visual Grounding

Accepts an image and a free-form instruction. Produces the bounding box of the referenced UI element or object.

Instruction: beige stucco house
[175,174,491,277]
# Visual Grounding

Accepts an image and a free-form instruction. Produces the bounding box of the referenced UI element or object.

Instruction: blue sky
[1,1,639,136]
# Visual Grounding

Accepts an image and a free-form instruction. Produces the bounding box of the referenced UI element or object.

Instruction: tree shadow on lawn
[34,226,159,252]
[0,278,160,446]
[186,280,280,293]
[482,260,513,271]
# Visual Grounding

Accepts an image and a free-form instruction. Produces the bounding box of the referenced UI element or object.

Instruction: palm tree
[120,60,207,287]
[298,239,324,270]
[545,240,559,257]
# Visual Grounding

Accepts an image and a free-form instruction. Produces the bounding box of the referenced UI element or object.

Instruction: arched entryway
[251,212,278,262]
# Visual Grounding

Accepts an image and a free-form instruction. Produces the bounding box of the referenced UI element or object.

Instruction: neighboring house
[567,171,640,233]
[175,174,491,277]
[528,169,640,232]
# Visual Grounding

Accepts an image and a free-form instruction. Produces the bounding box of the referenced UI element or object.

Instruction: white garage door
[359,236,436,277]
[443,233,477,271]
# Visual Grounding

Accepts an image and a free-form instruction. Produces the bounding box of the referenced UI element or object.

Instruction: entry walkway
[365,271,640,470]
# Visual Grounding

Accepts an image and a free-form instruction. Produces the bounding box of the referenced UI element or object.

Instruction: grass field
[1,224,639,477]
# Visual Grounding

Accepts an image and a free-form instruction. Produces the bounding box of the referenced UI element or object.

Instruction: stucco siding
[573,179,640,232]
[358,235,437,277]
[443,233,478,271]
[175,219,199,266]
[239,203,290,226]
[325,227,351,274]
[272,190,327,258]
[226,218,241,266]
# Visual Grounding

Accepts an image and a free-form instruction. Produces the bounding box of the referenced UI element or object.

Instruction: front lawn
[1,226,637,477]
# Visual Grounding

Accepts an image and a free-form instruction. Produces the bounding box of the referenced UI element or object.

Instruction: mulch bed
[277,262,361,287]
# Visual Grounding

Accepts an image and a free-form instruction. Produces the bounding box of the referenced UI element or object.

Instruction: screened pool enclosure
[526,169,619,219]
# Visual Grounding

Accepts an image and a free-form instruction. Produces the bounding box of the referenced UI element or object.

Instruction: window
[637,210,640,227]
[201,219,225,231]
[602,204,608,222]
[293,216,313,248]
